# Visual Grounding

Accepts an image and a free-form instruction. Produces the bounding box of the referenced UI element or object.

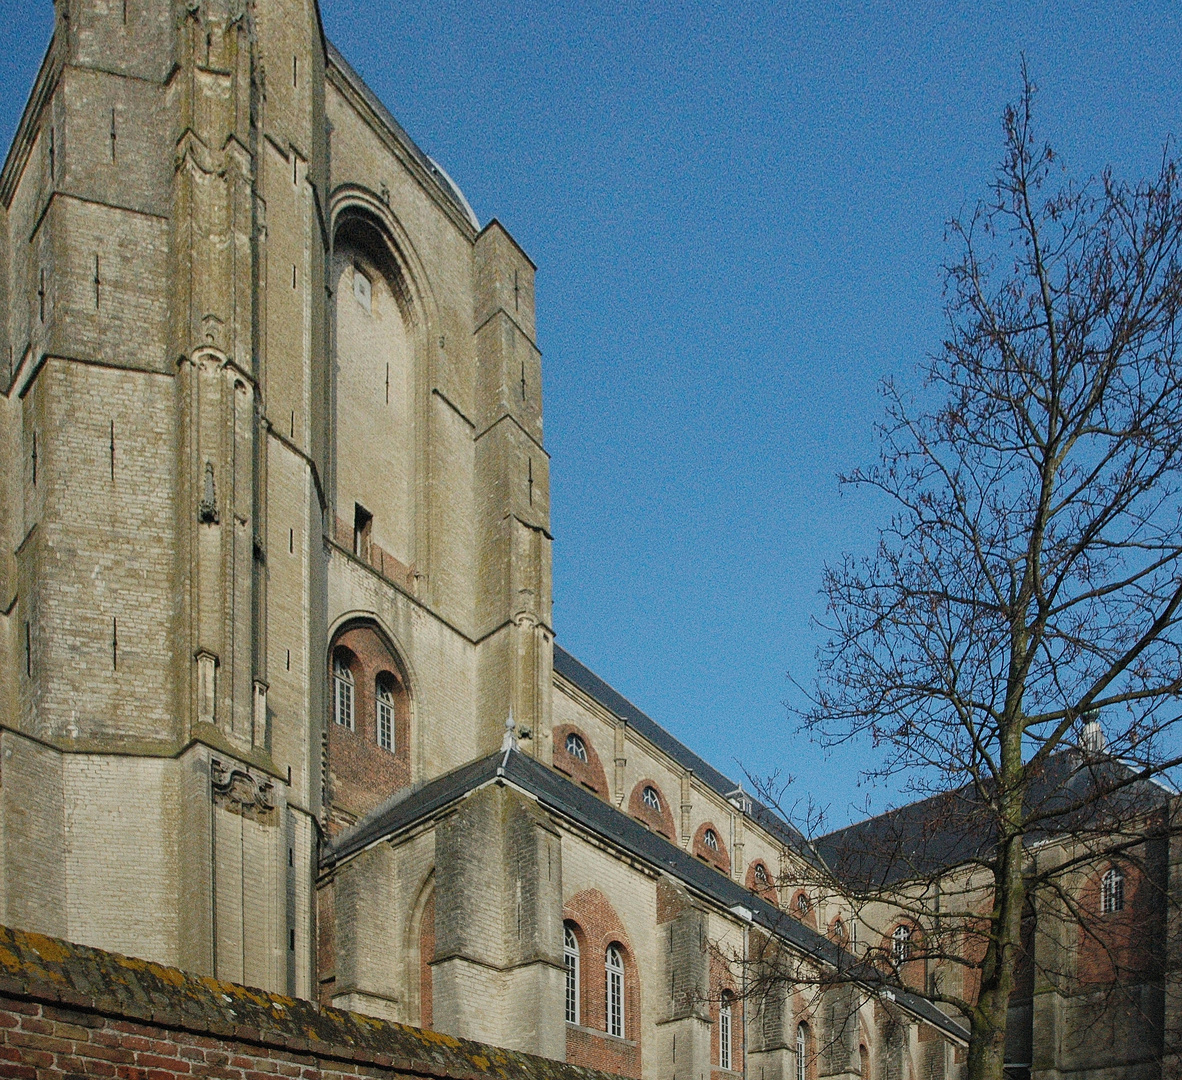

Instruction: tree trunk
[965,828,1026,1080]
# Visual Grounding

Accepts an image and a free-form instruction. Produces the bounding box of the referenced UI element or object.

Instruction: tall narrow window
[376,678,394,751]
[606,945,624,1038]
[1102,866,1125,914]
[354,503,373,562]
[720,996,733,1070]
[564,924,580,1024]
[891,924,911,965]
[333,656,354,729]
[796,1023,808,1080]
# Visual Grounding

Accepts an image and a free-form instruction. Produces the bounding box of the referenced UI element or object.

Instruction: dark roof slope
[0,924,620,1080]
[816,750,1173,891]
[322,748,967,1043]
[553,646,816,862]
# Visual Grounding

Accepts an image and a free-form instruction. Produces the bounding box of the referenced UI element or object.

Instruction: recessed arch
[324,616,414,833]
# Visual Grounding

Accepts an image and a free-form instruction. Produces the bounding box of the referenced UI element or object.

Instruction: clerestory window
[566,732,588,762]
[720,995,733,1070]
[376,678,395,751]
[704,828,719,851]
[642,785,661,811]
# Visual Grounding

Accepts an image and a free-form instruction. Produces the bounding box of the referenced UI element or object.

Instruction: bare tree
[794,69,1182,1080]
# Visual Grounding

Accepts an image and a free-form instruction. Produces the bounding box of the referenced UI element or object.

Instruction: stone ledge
[0,926,621,1080]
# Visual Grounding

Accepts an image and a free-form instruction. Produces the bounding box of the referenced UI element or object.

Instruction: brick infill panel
[0,926,622,1080]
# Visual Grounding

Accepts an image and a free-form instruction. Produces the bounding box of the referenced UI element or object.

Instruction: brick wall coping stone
[0,925,622,1080]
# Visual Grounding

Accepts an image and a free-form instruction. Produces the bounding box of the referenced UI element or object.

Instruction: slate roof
[553,646,819,864]
[322,747,968,1044]
[815,749,1174,891]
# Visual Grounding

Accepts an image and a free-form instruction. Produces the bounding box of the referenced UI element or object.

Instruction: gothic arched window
[720,994,733,1070]
[606,944,625,1038]
[1102,866,1125,914]
[642,785,661,811]
[376,676,395,751]
[704,828,719,851]
[892,924,911,965]
[566,732,588,762]
[333,655,354,730]
[796,1023,809,1080]
[564,924,580,1024]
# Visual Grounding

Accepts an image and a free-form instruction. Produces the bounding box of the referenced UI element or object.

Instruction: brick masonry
[0,925,619,1080]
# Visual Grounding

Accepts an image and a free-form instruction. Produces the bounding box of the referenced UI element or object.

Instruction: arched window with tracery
[564,923,581,1024]
[376,674,395,751]
[892,924,912,965]
[333,654,354,730]
[566,732,588,762]
[642,785,661,811]
[606,944,625,1038]
[720,994,733,1070]
[1102,866,1125,913]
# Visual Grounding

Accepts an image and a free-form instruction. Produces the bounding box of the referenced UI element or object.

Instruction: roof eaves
[324,40,478,232]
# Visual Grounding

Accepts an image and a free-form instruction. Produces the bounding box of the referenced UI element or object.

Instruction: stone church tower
[14,5,1162,1080]
[0,0,550,1001]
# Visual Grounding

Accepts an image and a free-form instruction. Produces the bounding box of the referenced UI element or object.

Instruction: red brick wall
[326,623,411,834]
[1076,861,1156,986]
[743,861,777,906]
[627,782,675,840]
[418,893,435,1030]
[551,726,609,799]
[708,953,743,1080]
[0,926,622,1080]
[563,890,641,1078]
[691,823,730,877]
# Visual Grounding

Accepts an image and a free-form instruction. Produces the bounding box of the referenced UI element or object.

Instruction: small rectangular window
[353,264,371,313]
[353,503,372,562]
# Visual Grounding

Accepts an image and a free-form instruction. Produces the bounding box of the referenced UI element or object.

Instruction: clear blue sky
[4,0,1182,828]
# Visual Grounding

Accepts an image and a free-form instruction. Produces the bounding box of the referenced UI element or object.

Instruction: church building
[0,4,1175,1080]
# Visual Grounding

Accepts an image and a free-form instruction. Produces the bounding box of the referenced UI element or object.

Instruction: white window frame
[333,657,354,730]
[1102,866,1125,914]
[642,785,661,811]
[720,997,733,1070]
[796,1023,808,1080]
[606,945,624,1038]
[704,828,719,851]
[566,732,588,763]
[376,681,394,751]
[892,924,911,965]
[564,925,580,1024]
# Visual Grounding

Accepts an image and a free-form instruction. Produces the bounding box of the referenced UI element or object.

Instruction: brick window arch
[745,859,778,905]
[789,891,817,929]
[552,724,609,797]
[881,921,923,989]
[1078,859,1152,985]
[629,779,676,838]
[693,821,730,875]
[563,889,641,1077]
[325,621,412,835]
[710,952,743,1076]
